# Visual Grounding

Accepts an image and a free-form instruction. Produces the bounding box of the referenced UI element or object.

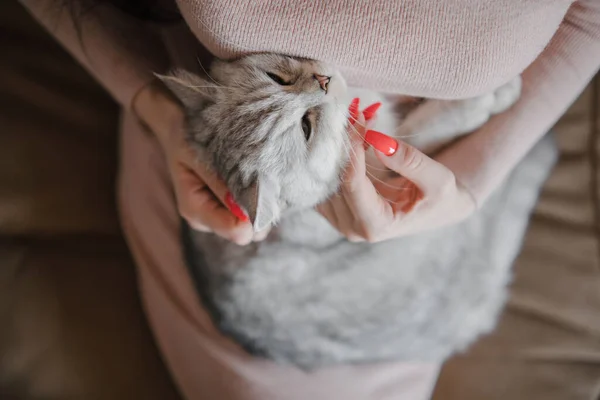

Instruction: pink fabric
[21,0,600,201]
[177,0,600,203]
[19,0,170,108]
[22,0,600,201]
[118,112,441,400]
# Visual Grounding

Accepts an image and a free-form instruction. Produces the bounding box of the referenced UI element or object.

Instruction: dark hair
[66,0,181,23]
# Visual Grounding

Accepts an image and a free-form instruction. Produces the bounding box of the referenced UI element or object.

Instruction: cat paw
[490,76,522,114]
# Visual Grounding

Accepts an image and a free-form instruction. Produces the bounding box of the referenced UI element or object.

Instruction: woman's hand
[132,80,267,245]
[317,99,476,243]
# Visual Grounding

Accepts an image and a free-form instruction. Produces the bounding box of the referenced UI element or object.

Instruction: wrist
[132,79,185,151]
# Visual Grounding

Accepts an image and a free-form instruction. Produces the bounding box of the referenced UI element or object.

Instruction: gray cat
[160,53,556,369]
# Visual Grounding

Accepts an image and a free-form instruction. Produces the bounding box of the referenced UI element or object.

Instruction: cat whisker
[390,131,427,139]
[196,56,229,88]
[338,109,403,173]
[332,101,377,132]
[365,170,414,191]
[364,163,392,172]
[333,101,428,141]
[338,135,361,174]
[190,85,235,90]
[333,109,415,193]
[340,124,416,191]
[159,75,219,94]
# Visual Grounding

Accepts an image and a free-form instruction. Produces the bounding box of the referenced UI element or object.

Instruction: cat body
[162,54,556,369]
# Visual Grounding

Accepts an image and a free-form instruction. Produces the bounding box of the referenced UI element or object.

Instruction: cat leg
[489,75,522,114]
[398,76,522,154]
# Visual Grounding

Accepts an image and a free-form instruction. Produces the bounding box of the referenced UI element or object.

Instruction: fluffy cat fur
[160,54,557,369]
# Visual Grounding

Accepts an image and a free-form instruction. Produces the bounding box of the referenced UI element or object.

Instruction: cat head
[159,54,349,232]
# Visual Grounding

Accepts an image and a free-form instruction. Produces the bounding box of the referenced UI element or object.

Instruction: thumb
[365,130,453,194]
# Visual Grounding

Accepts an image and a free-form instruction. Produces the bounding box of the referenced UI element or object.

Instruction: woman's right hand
[132,80,268,245]
[317,99,476,243]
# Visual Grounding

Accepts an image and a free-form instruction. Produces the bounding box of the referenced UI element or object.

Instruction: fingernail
[348,97,360,124]
[364,130,398,156]
[225,192,249,221]
[362,102,382,121]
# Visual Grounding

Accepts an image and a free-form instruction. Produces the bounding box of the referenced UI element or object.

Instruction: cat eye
[301,113,312,142]
[266,72,292,86]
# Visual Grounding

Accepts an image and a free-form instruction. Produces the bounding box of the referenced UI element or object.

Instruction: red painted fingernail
[364,130,398,156]
[362,102,382,121]
[225,192,249,221]
[348,97,360,124]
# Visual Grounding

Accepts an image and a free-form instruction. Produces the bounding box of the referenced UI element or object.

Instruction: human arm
[319,0,600,242]
[19,0,260,244]
[318,105,474,243]
[437,0,600,205]
[19,0,170,108]
[132,81,264,244]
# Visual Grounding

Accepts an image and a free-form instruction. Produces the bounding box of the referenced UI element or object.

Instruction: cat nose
[314,74,331,92]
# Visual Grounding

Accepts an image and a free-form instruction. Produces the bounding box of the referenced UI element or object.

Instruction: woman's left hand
[317,102,476,243]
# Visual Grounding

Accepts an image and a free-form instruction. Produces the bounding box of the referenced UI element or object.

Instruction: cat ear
[155,69,214,109]
[238,175,281,232]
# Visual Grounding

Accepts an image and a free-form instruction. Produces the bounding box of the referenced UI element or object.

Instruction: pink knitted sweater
[20,1,600,399]
[22,0,600,203]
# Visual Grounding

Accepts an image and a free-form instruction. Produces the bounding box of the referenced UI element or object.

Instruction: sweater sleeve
[19,0,170,108]
[436,0,600,205]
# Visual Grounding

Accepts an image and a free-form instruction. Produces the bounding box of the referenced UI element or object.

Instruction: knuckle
[343,180,360,195]
[188,220,210,232]
[180,207,197,225]
[342,169,359,189]
[398,144,423,171]
[363,231,380,243]
[252,234,267,243]
[363,221,393,243]
[228,230,252,246]
[181,212,210,232]
[346,233,364,243]
[354,223,379,243]
[342,174,367,195]
[441,167,456,184]
[438,174,457,196]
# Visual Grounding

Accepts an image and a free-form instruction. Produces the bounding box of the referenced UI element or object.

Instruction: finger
[252,227,271,242]
[179,147,254,220]
[173,163,214,227]
[396,178,425,214]
[187,157,231,207]
[362,102,382,121]
[225,192,249,222]
[361,102,382,150]
[212,218,254,245]
[316,201,341,230]
[185,153,254,227]
[365,130,453,194]
[174,162,253,244]
[344,108,368,176]
[342,172,393,239]
[348,97,360,125]
[340,114,394,236]
[330,195,366,242]
[317,198,364,242]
